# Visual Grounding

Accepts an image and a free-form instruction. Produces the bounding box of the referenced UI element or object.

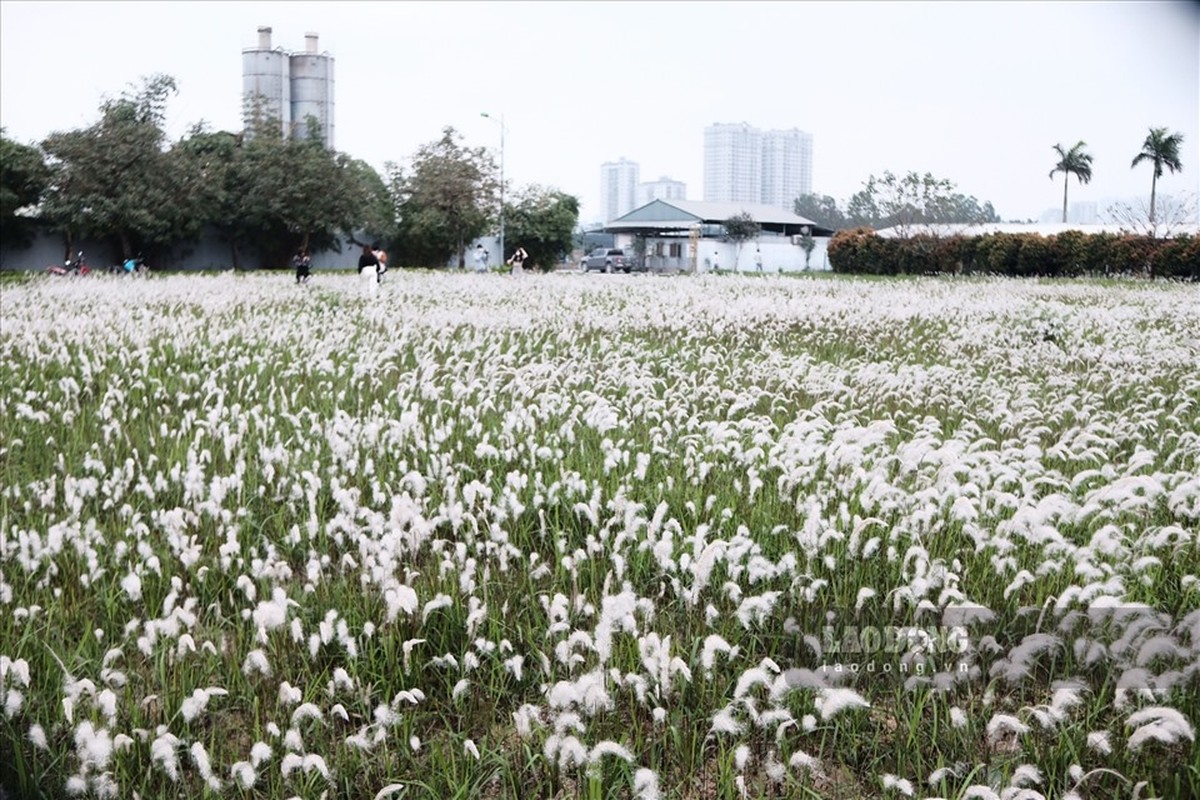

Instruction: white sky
[2,1,1197,225]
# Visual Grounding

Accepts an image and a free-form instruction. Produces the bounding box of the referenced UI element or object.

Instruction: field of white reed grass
[1,271,1198,799]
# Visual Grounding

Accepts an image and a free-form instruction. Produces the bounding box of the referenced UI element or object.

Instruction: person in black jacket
[357,244,380,295]
[293,247,312,284]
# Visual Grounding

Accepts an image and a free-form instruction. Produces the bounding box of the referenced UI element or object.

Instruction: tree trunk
[1062,174,1069,224]
[120,231,132,261]
[1149,172,1158,225]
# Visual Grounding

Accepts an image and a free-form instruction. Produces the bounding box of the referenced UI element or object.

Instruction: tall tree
[173,125,248,267]
[1049,141,1093,224]
[40,74,191,260]
[1131,127,1184,225]
[502,185,579,272]
[798,233,816,270]
[845,171,998,235]
[793,193,848,231]
[229,117,378,267]
[722,211,761,271]
[393,127,497,268]
[342,157,397,249]
[0,130,50,247]
[1104,191,1197,238]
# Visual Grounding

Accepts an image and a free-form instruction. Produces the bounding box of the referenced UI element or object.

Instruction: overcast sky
[2,1,1197,225]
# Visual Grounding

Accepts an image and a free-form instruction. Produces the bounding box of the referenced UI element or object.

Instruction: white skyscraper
[704,123,813,210]
[761,128,813,211]
[1068,200,1099,224]
[636,176,688,208]
[704,123,762,204]
[600,158,641,222]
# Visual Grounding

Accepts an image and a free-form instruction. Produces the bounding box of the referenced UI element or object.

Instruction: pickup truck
[582,247,640,273]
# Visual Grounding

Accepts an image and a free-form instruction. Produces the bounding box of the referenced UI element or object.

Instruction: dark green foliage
[798,232,816,268]
[40,74,196,261]
[793,193,849,230]
[829,228,1199,280]
[722,211,761,270]
[845,171,1001,233]
[502,185,580,271]
[26,78,393,269]
[0,130,50,247]
[392,127,498,268]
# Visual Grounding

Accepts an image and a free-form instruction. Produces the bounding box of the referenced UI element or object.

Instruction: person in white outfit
[358,244,380,296]
[473,244,489,273]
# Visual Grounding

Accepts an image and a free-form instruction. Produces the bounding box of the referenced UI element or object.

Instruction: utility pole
[481,112,506,264]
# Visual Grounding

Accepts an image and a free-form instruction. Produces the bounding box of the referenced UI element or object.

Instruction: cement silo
[242,26,290,137]
[289,33,335,149]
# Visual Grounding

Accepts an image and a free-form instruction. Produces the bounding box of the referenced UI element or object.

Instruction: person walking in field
[473,244,489,273]
[358,244,380,296]
[372,243,388,283]
[293,247,312,284]
[754,248,763,272]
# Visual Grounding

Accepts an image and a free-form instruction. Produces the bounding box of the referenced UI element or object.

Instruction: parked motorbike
[47,251,90,276]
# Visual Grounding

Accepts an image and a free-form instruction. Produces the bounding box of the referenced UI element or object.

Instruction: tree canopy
[393,127,497,268]
[40,74,195,260]
[1131,127,1184,224]
[503,185,579,272]
[0,129,50,247]
[844,171,1000,235]
[16,74,395,268]
[1049,141,1093,224]
[793,193,849,231]
[721,211,761,271]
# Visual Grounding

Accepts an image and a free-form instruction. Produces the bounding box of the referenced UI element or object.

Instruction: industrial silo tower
[241,26,290,138]
[241,27,335,149]
[289,33,335,149]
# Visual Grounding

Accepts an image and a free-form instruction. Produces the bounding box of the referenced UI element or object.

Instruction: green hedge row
[827,228,1199,279]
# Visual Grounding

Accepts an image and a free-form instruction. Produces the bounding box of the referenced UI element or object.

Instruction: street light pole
[481,112,505,265]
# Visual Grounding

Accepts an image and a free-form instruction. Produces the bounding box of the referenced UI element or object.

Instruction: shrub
[829,229,1193,280]
[975,233,1023,276]
[1152,234,1199,280]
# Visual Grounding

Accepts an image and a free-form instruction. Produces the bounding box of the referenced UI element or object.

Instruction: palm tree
[1131,127,1184,224]
[1049,141,1094,223]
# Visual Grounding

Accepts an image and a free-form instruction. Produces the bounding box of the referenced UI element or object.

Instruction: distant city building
[242,26,335,148]
[636,176,687,208]
[704,123,762,204]
[1069,201,1099,224]
[704,123,813,210]
[600,158,640,223]
[761,129,813,211]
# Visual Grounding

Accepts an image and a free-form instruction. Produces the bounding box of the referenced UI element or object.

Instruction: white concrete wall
[447,236,501,269]
[3,229,832,273]
[634,235,831,272]
[0,227,366,271]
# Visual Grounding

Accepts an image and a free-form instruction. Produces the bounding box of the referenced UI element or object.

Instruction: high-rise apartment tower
[704,123,812,210]
[600,158,641,222]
